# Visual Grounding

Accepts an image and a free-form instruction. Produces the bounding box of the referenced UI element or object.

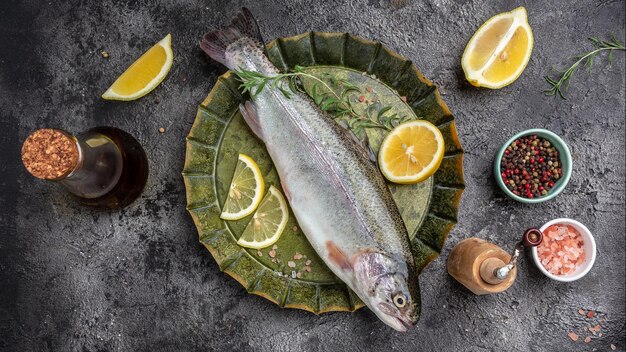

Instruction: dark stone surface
[1,0,624,351]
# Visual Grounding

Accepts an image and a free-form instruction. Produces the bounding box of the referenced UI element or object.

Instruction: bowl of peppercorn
[494,129,572,203]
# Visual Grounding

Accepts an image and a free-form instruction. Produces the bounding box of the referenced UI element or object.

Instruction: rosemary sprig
[544,34,625,98]
[233,66,412,138]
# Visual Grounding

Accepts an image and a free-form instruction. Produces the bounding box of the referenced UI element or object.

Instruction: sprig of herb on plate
[233,66,411,137]
[544,34,625,99]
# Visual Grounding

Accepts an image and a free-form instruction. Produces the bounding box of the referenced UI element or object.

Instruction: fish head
[353,252,420,332]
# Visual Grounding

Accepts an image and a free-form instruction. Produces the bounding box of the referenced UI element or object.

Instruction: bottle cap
[21,129,78,180]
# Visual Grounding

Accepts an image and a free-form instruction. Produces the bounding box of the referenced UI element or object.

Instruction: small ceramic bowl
[494,128,572,204]
[532,218,596,282]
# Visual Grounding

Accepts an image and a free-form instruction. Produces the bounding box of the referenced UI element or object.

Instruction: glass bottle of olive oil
[21,127,149,209]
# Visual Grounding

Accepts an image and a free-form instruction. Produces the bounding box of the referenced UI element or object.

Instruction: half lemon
[102,34,173,100]
[237,185,289,249]
[378,120,445,184]
[220,154,265,221]
[462,7,533,89]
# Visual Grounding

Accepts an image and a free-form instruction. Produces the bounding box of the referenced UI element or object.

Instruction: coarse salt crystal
[568,332,579,341]
[538,224,585,276]
[288,261,296,268]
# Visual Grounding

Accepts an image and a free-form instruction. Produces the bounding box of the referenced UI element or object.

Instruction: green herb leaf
[544,34,625,99]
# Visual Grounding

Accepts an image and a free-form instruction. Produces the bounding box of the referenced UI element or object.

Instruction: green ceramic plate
[183,32,465,313]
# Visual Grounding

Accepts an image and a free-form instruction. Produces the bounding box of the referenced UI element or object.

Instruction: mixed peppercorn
[500,134,562,199]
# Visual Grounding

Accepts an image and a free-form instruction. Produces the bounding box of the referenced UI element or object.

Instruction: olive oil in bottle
[21,127,149,209]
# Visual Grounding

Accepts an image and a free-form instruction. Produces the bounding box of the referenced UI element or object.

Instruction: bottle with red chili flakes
[21,127,148,209]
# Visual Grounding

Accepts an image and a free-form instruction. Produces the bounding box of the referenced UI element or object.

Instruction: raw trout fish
[201,8,420,331]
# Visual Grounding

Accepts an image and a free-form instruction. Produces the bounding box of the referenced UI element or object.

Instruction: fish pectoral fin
[325,241,352,272]
[239,102,265,141]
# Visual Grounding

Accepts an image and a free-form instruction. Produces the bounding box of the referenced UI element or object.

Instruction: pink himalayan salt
[537,224,585,276]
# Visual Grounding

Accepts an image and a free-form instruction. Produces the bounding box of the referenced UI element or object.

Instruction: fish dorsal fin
[338,121,377,165]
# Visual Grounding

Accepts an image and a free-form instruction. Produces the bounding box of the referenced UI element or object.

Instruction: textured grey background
[1,0,624,351]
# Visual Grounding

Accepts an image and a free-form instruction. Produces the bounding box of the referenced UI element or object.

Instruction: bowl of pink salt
[531,218,596,282]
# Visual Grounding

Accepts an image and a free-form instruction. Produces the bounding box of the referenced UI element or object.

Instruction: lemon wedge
[237,185,289,249]
[220,154,265,221]
[462,7,533,89]
[378,120,445,184]
[102,34,173,100]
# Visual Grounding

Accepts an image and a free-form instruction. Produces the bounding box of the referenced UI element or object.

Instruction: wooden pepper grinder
[447,228,543,295]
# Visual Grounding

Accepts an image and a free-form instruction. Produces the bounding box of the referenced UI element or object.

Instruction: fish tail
[200,7,264,67]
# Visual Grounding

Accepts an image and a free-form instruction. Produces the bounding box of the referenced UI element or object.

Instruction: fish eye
[393,294,407,308]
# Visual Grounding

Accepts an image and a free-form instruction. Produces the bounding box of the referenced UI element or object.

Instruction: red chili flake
[287,261,296,268]
[400,96,407,102]
[586,310,596,318]
[584,336,591,343]
[358,95,365,102]
[568,332,579,341]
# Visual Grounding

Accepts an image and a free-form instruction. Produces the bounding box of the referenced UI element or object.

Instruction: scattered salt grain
[611,344,616,350]
[568,332,579,341]
[288,261,296,268]
[400,96,407,102]
[589,324,601,334]
[269,249,276,258]
[257,251,263,257]
[291,271,297,278]
[305,259,311,266]
[584,336,591,343]
[293,253,303,260]
[578,309,586,315]
[272,245,278,250]
[305,266,311,273]
[296,272,302,278]
[271,258,276,263]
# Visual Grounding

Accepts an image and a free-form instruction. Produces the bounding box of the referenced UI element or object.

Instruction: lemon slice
[461,7,533,89]
[220,154,265,221]
[378,120,445,184]
[237,186,289,249]
[102,34,173,100]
